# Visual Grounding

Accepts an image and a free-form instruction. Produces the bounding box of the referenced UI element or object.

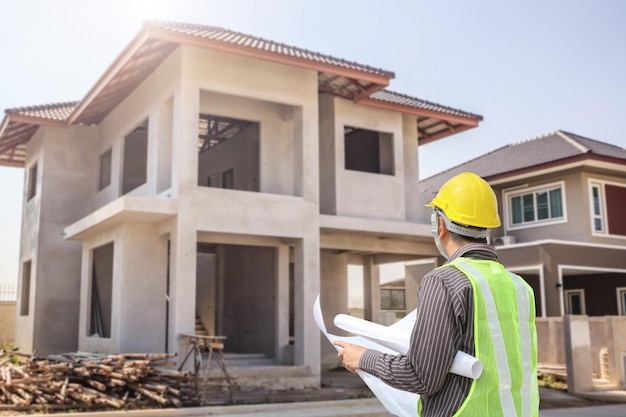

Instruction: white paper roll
[333,311,482,379]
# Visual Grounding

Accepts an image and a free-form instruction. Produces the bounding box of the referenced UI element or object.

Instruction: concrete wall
[95,47,182,206]
[199,91,294,195]
[78,222,168,354]
[320,95,406,221]
[536,316,626,387]
[185,46,318,201]
[0,302,15,345]
[15,124,97,355]
[319,250,349,369]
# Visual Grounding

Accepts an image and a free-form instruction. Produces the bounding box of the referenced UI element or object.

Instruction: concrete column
[168,218,197,368]
[171,79,199,197]
[293,237,320,376]
[405,261,435,312]
[275,244,290,364]
[118,223,167,353]
[563,315,594,394]
[402,114,421,222]
[363,256,381,323]
[320,250,349,369]
[300,98,319,203]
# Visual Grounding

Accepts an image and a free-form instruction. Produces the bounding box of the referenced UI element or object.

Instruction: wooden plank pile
[0,349,196,412]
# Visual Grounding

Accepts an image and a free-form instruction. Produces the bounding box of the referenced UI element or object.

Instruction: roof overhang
[487,155,626,186]
[0,21,482,167]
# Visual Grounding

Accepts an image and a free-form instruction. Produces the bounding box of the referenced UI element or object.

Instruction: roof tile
[6,102,78,121]
[420,130,626,193]
[147,20,396,78]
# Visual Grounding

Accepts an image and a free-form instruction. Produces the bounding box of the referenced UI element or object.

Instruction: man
[335,172,538,417]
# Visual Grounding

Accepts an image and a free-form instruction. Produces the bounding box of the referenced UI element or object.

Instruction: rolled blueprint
[333,313,483,379]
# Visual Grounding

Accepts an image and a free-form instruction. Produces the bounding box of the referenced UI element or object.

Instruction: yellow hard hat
[426,172,501,229]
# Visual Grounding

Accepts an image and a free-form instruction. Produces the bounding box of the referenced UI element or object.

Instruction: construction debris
[0,348,196,413]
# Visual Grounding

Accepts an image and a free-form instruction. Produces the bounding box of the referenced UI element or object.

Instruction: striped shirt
[359,243,499,417]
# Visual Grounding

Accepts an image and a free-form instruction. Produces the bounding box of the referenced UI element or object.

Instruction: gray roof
[420,130,626,193]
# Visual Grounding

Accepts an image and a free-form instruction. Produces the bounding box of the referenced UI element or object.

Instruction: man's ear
[438,216,448,239]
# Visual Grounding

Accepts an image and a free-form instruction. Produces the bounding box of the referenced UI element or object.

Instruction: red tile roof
[6,101,78,121]
[0,21,482,167]
[146,20,396,78]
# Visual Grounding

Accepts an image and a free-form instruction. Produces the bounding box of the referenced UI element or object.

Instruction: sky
[0,0,625,286]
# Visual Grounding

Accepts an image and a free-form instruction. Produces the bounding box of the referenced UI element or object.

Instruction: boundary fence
[0,283,16,302]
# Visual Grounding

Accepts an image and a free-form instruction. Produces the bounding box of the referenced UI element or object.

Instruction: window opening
[222,169,234,189]
[27,163,38,201]
[20,260,32,316]
[197,114,259,191]
[122,119,148,195]
[98,149,112,191]
[89,243,114,338]
[344,126,394,175]
[207,173,220,188]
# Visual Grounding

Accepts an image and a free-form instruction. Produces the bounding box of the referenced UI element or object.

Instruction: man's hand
[333,341,367,373]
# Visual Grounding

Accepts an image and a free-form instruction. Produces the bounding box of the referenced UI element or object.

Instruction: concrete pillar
[171,78,199,197]
[405,261,435,312]
[275,244,290,364]
[606,317,624,388]
[563,315,594,394]
[319,250,349,369]
[363,256,381,323]
[168,218,197,368]
[118,223,167,353]
[402,114,421,222]
[293,237,320,377]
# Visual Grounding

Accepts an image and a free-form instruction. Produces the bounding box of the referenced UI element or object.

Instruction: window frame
[589,178,626,239]
[617,287,626,316]
[564,289,586,315]
[504,181,567,231]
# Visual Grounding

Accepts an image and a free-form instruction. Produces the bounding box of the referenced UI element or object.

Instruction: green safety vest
[418,257,539,417]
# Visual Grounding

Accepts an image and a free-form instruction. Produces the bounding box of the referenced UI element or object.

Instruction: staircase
[195,315,209,336]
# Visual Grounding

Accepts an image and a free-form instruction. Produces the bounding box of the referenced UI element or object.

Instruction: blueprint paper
[333,313,482,379]
[314,295,483,417]
[314,296,419,417]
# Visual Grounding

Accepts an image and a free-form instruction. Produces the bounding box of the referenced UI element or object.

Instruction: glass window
[591,185,604,232]
[536,191,549,220]
[565,289,585,315]
[507,183,564,228]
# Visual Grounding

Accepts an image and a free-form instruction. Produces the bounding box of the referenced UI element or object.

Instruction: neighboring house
[419,130,626,318]
[0,20,482,382]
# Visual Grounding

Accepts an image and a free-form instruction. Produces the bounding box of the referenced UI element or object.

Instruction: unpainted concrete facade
[12,34,462,385]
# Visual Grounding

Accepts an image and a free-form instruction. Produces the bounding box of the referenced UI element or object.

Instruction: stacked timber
[0,349,195,412]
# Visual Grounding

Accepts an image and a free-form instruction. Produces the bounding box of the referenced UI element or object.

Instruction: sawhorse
[179,334,235,402]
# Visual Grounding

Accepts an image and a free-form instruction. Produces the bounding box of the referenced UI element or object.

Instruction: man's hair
[449,230,488,244]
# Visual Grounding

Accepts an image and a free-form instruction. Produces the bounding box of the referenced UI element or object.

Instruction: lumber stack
[0,349,195,412]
